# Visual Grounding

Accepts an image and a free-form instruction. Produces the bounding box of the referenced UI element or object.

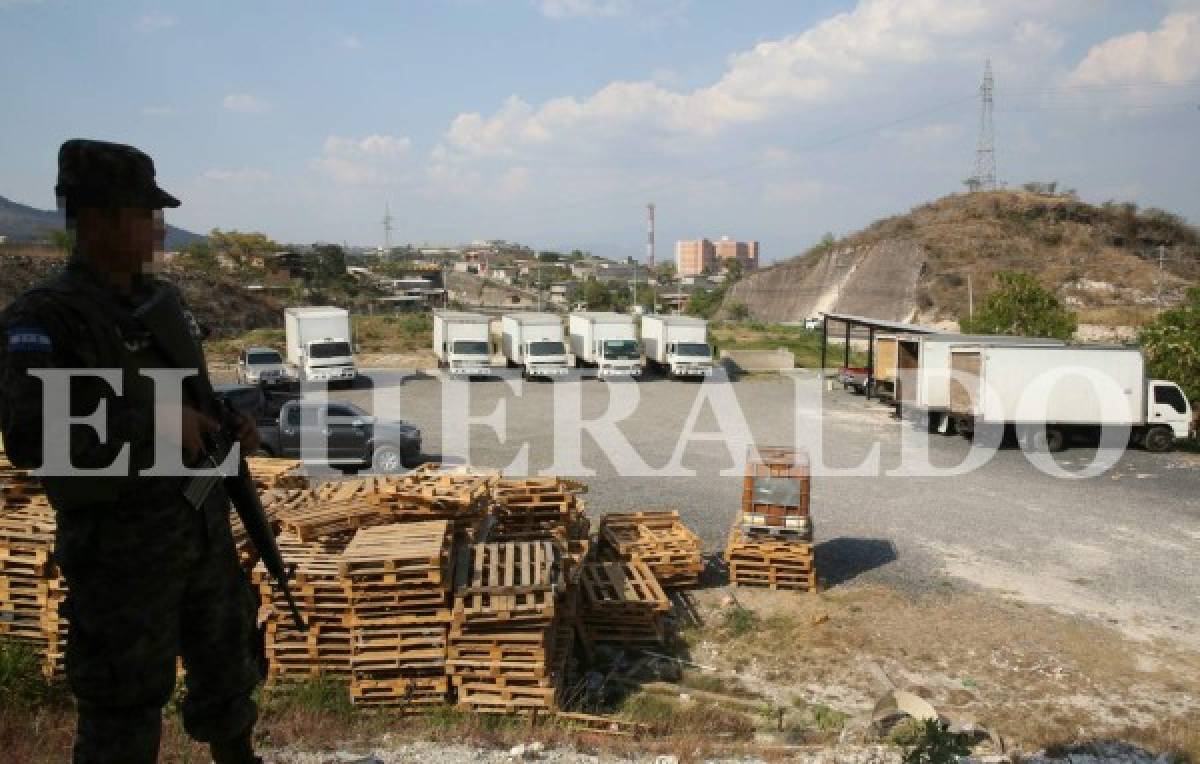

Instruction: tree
[582,278,611,310]
[308,244,347,287]
[728,301,750,321]
[960,271,1077,339]
[1139,287,1200,403]
[537,251,561,263]
[725,258,744,283]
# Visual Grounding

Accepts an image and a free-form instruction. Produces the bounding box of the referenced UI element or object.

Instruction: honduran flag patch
[6,326,53,353]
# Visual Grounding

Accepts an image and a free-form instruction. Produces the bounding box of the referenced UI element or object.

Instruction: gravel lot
[274,368,1200,648]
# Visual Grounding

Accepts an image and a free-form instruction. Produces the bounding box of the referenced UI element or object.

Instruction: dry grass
[838,190,1200,321]
[684,584,1200,761]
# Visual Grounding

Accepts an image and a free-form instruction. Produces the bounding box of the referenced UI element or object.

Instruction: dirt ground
[677,582,1200,760]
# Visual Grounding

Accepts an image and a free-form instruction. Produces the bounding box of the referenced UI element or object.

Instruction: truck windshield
[248,351,282,365]
[603,340,640,360]
[453,340,490,355]
[675,343,710,357]
[529,341,565,356]
[310,341,351,358]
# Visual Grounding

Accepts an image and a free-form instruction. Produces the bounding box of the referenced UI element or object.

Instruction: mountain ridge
[0,195,204,251]
[721,190,1200,327]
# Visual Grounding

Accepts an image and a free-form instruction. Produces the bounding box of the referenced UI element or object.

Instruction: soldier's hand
[230,411,261,454]
[179,406,220,461]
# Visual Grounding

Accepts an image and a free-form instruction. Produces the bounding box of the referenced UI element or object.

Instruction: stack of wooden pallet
[726,446,817,591]
[598,511,702,588]
[577,559,670,654]
[231,488,309,570]
[448,540,570,713]
[255,532,354,684]
[245,457,309,492]
[342,520,453,709]
[491,478,589,541]
[373,474,492,540]
[0,495,66,678]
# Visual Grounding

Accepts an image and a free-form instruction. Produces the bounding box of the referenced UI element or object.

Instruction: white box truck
[284,306,357,384]
[948,344,1192,452]
[501,313,570,378]
[433,311,494,376]
[896,334,1064,433]
[568,312,642,378]
[641,315,713,378]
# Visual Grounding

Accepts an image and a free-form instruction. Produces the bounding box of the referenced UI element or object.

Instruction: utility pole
[536,261,542,312]
[630,259,638,311]
[646,202,656,313]
[382,203,393,253]
[1156,244,1166,308]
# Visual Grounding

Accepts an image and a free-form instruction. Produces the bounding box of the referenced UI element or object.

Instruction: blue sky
[2,0,1198,261]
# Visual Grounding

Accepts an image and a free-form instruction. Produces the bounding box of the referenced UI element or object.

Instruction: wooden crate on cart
[741,446,812,538]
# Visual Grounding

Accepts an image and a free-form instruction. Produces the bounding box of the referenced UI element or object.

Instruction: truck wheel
[1143,426,1175,453]
[1022,427,1065,452]
[372,445,403,473]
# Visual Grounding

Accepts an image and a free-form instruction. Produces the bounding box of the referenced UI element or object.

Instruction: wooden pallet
[245,457,308,491]
[724,527,817,592]
[0,491,68,678]
[598,511,702,588]
[350,673,449,709]
[490,479,589,542]
[577,559,669,650]
[451,541,560,626]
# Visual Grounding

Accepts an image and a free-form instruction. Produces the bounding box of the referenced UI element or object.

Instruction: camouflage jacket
[0,262,206,511]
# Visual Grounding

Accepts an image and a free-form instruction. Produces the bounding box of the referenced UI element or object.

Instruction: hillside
[722,191,1200,326]
[0,249,280,337]
[0,195,204,251]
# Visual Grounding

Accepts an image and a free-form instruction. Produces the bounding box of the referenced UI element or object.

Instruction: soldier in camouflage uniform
[0,140,263,763]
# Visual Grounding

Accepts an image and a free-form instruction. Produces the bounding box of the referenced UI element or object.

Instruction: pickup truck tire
[371,445,404,473]
[1143,426,1175,453]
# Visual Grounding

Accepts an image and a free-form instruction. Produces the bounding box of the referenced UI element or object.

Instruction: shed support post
[867,327,876,399]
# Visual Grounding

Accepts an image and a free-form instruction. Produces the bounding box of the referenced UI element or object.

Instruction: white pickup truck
[501,313,570,379]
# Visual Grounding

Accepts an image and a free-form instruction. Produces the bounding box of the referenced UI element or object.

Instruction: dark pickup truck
[251,399,422,472]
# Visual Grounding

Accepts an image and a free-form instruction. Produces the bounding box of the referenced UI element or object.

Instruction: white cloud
[340,34,363,49]
[140,105,176,117]
[222,93,270,113]
[1068,12,1200,86]
[202,168,273,183]
[538,0,631,19]
[137,11,176,31]
[438,0,1057,163]
[313,133,412,185]
[762,179,825,206]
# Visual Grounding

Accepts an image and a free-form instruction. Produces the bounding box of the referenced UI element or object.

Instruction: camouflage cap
[56,139,181,210]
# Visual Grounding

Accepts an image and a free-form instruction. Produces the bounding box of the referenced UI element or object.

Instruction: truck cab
[298,338,357,384]
[666,340,714,377]
[596,338,642,377]
[1145,380,1193,451]
[523,339,569,378]
[446,339,492,374]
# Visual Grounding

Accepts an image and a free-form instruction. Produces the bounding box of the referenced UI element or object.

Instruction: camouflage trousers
[57,489,261,764]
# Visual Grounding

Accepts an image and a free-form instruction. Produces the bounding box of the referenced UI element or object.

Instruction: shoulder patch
[7,326,53,353]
